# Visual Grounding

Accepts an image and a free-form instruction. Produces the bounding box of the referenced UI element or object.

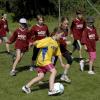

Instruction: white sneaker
[10,70,17,76]
[29,66,35,71]
[22,86,31,94]
[88,71,95,75]
[79,60,84,71]
[48,89,60,96]
[60,75,71,83]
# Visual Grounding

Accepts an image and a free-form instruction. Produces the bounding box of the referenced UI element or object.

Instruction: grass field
[0,16,100,100]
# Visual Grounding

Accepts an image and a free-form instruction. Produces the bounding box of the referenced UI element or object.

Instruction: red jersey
[57,27,68,47]
[0,19,9,37]
[30,24,49,41]
[9,28,30,52]
[71,18,86,40]
[81,26,99,52]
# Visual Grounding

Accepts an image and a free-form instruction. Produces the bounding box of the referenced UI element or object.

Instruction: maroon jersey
[9,28,30,52]
[71,18,86,40]
[0,19,9,37]
[30,24,49,41]
[57,27,68,47]
[81,26,99,52]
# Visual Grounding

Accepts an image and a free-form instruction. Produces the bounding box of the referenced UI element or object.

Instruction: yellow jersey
[35,37,61,66]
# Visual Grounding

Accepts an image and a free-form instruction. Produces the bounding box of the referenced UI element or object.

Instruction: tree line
[0,0,100,20]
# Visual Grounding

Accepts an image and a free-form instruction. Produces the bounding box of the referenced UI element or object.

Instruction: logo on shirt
[42,47,48,61]
[38,31,46,36]
[18,34,26,40]
[88,33,95,40]
[76,24,83,29]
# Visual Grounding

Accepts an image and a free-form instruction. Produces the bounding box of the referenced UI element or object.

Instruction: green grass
[0,15,100,100]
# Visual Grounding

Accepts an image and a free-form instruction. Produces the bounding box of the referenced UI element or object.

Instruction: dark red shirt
[0,19,9,37]
[9,28,30,52]
[81,26,99,52]
[30,24,49,42]
[57,27,68,47]
[71,18,86,40]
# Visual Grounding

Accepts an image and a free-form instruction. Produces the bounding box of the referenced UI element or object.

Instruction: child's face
[38,18,44,25]
[3,14,7,19]
[61,20,69,29]
[77,14,83,19]
[87,22,94,27]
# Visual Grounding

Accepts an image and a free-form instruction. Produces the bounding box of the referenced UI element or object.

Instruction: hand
[29,42,33,48]
[66,41,71,45]
[84,45,87,50]
[61,63,66,68]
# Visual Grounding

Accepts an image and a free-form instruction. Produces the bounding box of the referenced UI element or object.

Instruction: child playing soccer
[7,18,30,76]
[81,16,99,74]
[29,15,50,71]
[0,13,10,53]
[22,32,66,96]
[71,10,86,58]
[53,17,73,83]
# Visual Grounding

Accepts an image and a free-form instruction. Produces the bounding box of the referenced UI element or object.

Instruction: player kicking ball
[22,32,66,95]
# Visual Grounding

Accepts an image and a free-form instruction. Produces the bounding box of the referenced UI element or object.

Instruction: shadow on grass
[16,65,30,72]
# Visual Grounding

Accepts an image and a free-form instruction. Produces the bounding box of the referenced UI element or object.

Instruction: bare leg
[6,43,10,52]
[49,68,57,91]
[26,73,44,88]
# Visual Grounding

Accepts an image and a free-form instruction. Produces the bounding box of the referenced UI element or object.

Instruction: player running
[0,13,10,53]
[70,10,86,58]
[7,18,31,76]
[81,16,100,74]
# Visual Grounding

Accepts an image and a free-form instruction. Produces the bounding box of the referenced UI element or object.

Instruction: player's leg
[61,50,72,83]
[22,72,44,94]
[48,66,61,95]
[10,49,21,76]
[3,37,10,53]
[0,38,3,45]
[77,40,82,58]
[88,52,96,74]
[30,47,40,71]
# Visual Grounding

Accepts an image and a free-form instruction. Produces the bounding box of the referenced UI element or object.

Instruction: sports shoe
[10,70,17,76]
[88,70,95,75]
[22,86,31,94]
[48,89,60,96]
[79,60,84,71]
[60,75,71,83]
[29,65,36,71]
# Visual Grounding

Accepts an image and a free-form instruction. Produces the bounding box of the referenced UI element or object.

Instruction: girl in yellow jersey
[22,31,66,96]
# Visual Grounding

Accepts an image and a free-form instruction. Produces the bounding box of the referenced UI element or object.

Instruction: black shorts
[54,45,73,65]
[32,46,40,61]
[73,40,81,50]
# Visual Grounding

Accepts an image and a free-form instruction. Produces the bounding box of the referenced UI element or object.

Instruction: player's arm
[7,31,17,44]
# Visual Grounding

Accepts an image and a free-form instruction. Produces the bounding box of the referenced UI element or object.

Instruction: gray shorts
[0,36,8,43]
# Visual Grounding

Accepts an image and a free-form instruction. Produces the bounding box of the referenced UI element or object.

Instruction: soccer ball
[54,82,64,94]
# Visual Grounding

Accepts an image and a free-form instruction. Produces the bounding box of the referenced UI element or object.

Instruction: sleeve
[36,38,50,48]
[46,26,50,36]
[8,30,18,44]
[29,26,35,43]
[81,29,88,44]
[54,46,61,56]
[70,21,75,33]
[94,28,99,41]
[6,20,9,32]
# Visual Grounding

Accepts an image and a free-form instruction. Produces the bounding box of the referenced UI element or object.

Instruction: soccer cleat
[60,75,71,83]
[22,86,31,94]
[29,65,36,71]
[10,70,17,76]
[48,89,60,96]
[88,71,95,75]
[79,60,84,71]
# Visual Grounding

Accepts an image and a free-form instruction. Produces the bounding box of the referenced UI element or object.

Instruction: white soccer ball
[54,82,64,94]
